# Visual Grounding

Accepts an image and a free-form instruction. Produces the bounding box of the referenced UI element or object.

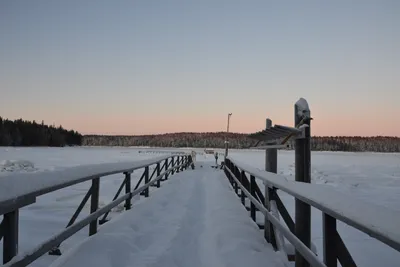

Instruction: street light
[224,113,232,161]
[227,113,232,132]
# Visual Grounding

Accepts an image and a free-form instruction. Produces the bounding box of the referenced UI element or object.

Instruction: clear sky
[1,1,399,136]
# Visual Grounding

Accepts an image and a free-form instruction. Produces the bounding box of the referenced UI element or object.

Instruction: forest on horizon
[1,117,399,152]
[84,133,400,152]
[0,117,82,147]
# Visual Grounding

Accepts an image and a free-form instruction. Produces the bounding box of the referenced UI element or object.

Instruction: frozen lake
[1,147,400,266]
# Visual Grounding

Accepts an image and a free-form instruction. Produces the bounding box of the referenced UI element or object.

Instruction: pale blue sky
[1,1,399,136]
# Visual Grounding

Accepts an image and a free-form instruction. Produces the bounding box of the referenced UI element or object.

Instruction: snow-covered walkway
[49,163,288,267]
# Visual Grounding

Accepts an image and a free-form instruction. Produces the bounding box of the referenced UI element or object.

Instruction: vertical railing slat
[165,158,169,180]
[250,175,256,222]
[89,178,100,236]
[144,166,149,197]
[125,172,132,210]
[323,213,337,267]
[3,210,19,264]
[156,163,161,188]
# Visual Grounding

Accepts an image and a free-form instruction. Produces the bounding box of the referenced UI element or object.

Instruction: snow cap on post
[295,98,311,125]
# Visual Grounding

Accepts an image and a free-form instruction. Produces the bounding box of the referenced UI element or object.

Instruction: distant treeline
[2,117,399,152]
[0,117,82,147]
[83,133,400,152]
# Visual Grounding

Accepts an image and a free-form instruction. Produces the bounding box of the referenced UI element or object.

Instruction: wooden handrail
[0,155,191,265]
[226,157,400,253]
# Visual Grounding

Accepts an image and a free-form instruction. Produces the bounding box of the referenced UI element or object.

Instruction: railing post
[184,156,188,169]
[234,166,239,194]
[144,166,149,197]
[188,154,194,169]
[3,210,19,264]
[240,171,246,205]
[180,156,184,171]
[171,157,175,175]
[89,177,100,236]
[176,157,180,173]
[226,159,232,185]
[229,161,234,185]
[226,160,232,184]
[125,172,132,210]
[294,98,312,267]
[250,175,256,222]
[165,158,169,180]
[264,118,278,249]
[323,213,337,267]
[180,156,185,171]
[156,163,161,188]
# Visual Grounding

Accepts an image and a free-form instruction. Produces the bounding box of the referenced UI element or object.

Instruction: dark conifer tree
[0,117,82,147]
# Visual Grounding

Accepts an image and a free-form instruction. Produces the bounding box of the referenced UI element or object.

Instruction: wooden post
[294,98,311,267]
[264,118,278,249]
[250,175,257,222]
[323,213,337,267]
[89,178,100,236]
[171,157,175,175]
[144,166,149,197]
[164,158,169,180]
[3,210,19,264]
[229,161,233,184]
[240,171,246,205]
[234,166,239,194]
[156,163,161,188]
[125,172,132,210]
[181,156,186,171]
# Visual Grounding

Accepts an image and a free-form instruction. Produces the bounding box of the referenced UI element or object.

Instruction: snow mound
[0,160,37,173]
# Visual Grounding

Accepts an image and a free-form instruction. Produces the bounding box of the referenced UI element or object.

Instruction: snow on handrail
[0,155,188,215]
[227,156,400,252]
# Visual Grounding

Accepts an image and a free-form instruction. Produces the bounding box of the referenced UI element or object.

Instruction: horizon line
[83,132,400,138]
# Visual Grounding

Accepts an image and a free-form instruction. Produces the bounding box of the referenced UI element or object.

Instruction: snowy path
[49,163,288,267]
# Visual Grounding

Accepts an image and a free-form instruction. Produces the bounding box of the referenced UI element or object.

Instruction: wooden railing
[223,98,400,267]
[0,154,192,266]
[224,157,400,267]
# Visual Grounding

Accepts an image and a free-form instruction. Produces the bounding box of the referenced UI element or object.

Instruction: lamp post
[224,113,232,161]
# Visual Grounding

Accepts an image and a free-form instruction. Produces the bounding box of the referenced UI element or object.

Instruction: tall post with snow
[265,119,277,173]
[294,98,312,267]
[224,113,232,162]
[264,118,279,250]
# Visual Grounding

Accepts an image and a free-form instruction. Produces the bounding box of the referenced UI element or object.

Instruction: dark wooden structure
[224,98,400,267]
[0,155,191,266]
